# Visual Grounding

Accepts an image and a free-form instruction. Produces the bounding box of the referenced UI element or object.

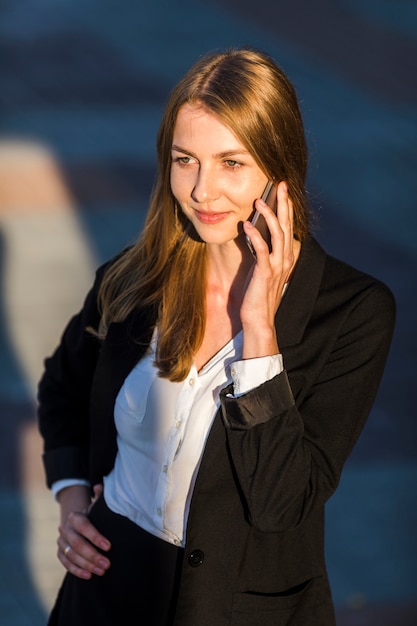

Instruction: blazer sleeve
[219,277,396,533]
[37,262,108,488]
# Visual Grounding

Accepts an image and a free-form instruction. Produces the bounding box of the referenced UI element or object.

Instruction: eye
[224,159,241,168]
[172,155,197,166]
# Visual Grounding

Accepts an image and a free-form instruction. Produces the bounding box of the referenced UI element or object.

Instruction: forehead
[173,103,244,150]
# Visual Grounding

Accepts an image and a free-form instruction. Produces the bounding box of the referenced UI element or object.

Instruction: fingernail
[93,567,106,576]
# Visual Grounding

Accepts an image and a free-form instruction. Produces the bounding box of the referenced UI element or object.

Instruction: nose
[191,166,219,204]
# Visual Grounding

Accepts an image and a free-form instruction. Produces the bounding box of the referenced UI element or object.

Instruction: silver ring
[64,545,72,556]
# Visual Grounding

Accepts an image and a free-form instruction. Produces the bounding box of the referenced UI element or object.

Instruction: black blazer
[38,237,395,625]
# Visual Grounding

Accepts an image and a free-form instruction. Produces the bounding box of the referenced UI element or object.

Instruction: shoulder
[96,245,133,279]
[90,246,134,298]
[305,236,395,312]
[326,246,394,316]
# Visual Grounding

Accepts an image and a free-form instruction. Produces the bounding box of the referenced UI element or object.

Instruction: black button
[188,549,204,567]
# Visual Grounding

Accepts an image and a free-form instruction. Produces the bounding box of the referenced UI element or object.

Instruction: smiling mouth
[194,209,230,224]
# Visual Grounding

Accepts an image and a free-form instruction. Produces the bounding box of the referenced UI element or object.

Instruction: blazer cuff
[42,445,89,488]
[220,370,295,430]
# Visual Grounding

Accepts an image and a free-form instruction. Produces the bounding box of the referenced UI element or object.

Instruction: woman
[38,48,395,625]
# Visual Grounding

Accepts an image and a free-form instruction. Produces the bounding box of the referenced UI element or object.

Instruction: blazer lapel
[276,237,326,349]
[99,304,158,392]
[89,304,157,482]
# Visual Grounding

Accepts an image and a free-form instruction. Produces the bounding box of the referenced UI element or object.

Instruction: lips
[194,209,230,224]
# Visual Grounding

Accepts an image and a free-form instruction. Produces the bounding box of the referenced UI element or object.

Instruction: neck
[205,240,253,296]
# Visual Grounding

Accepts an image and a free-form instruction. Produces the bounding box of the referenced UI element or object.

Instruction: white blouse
[103,330,282,546]
[53,330,282,547]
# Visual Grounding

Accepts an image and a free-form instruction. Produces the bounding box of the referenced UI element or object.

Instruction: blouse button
[189,377,195,386]
[156,507,162,516]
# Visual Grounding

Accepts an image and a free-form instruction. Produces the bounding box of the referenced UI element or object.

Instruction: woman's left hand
[241,180,296,359]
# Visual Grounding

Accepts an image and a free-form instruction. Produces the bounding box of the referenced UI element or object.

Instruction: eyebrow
[171,144,250,159]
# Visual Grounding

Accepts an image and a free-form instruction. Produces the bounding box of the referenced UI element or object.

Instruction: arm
[38,263,106,486]
[220,280,396,532]
[37,262,112,577]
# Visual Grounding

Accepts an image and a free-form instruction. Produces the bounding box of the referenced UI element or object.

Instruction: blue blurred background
[0,1,416,624]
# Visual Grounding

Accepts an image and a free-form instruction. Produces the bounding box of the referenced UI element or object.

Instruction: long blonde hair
[97,48,310,381]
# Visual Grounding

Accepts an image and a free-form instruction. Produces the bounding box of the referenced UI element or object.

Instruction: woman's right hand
[56,484,111,579]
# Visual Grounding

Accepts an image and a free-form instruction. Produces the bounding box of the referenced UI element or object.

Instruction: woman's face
[170,103,268,247]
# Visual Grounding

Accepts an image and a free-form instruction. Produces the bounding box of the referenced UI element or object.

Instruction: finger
[92,483,103,501]
[243,220,270,261]
[276,182,292,238]
[58,532,111,578]
[67,510,111,552]
[274,182,295,272]
[60,540,110,576]
[89,483,104,510]
[244,193,280,261]
[58,540,92,579]
[58,512,111,574]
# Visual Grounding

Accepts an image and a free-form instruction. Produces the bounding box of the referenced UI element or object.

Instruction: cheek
[234,187,257,219]
[170,167,192,204]
[231,174,264,209]
[170,171,192,221]
[170,166,179,197]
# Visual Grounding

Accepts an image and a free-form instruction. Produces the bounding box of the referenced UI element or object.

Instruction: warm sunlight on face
[170,103,268,247]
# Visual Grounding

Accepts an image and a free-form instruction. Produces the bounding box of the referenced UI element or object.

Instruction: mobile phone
[246,180,277,257]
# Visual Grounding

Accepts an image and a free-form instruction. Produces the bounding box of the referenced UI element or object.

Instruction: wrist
[242,325,279,359]
[58,485,91,521]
